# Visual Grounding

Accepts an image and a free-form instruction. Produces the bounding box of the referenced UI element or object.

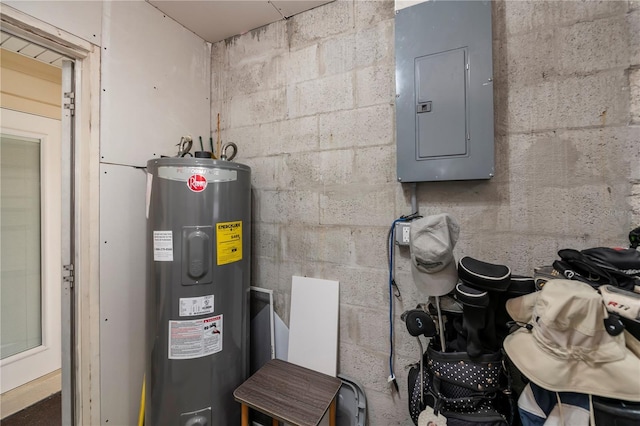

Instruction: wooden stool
[234,358,342,426]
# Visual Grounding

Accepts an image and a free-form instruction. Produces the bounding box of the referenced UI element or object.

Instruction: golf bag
[406,256,533,425]
[408,347,514,426]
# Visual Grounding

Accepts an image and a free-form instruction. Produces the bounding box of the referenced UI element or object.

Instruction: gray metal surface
[336,374,367,426]
[395,0,494,182]
[146,157,251,426]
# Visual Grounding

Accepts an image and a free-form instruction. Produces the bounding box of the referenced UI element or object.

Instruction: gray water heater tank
[145,157,251,426]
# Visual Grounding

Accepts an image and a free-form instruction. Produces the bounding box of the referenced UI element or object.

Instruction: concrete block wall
[211,1,640,424]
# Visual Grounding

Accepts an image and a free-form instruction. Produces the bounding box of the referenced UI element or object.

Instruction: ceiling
[0,2,334,67]
[147,0,335,43]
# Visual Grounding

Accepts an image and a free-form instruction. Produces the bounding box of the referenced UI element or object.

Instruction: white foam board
[287,276,339,376]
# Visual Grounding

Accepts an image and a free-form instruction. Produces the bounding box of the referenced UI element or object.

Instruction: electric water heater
[145,157,251,426]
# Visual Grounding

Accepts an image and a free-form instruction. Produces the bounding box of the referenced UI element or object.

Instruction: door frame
[1,4,101,425]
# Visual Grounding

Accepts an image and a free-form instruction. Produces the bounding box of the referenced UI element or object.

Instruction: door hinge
[64,92,75,116]
[63,264,74,288]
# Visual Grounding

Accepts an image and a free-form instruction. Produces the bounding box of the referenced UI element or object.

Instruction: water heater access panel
[395,0,494,182]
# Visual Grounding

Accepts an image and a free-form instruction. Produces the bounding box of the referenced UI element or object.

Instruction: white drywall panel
[149,0,281,43]
[288,276,339,376]
[271,0,334,18]
[99,163,147,426]
[395,0,427,12]
[100,1,210,167]
[4,1,103,45]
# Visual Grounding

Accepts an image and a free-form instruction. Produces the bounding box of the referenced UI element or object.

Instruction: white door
[0,108,62,393]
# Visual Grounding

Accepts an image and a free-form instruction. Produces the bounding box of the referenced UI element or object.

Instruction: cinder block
[505,127,631,189]
[355,19,394,69]
[628,126,640,180]
[502,0,627,36]
[631,184,640,221]
[252,257,280,290]
[269,116,320,154]
[210,43,226,103]
[286,44,320,84]
[507,70,629,132]
[331,265,389,308]
[503,29,558,87]
[502,1,555,36]
[281,225,355,265]
[632,68,640,125]
[566,183,631,237]
[340,305,385,352]
[319,35,356,76]
[558,127,633,183]
[280,149,354,189]
[557,1,629,26]
[286,1,355,48]
[492,132,510,183]
[223,124,270,159]
[227,88,287,127]
[319,104,394,150]
[392,269,429,309]
[351,225,395,268]
[253,223,281,261]
[320,185,396,227]
[354,0,394,30]
[225,20,287,67]
[366,388,415,426]
[471,182,630,246]
[224,55,286,96]
[360,353,416,424]
[355,64,395,108]
[242,156,281,189]
[630,10,640,67]
[230,116,319,159]
[338,341,390,393]
[257,189,319,224]
[491,0,507,42]
[273,261,302,294]
[337,304,417,359]
[558,16,630,75]
[287,72,354,118]
[353,145,396,185]
[273,290,291,326]
[555,70,629,128]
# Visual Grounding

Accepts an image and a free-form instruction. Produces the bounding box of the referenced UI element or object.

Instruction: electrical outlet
[395,222,411,246]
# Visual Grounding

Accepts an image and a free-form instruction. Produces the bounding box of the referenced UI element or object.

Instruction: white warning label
[179,295,214,317]
[153,230,173,261]
[168,315,222,360]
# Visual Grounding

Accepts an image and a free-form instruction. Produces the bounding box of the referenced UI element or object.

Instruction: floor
[2,392,61,426]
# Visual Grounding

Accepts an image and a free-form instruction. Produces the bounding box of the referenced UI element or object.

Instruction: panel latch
[417,101,432,113]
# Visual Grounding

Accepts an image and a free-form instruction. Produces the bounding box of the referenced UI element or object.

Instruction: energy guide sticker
[216,221,242,265]
[153,231,173,261]
[168,315,223,360]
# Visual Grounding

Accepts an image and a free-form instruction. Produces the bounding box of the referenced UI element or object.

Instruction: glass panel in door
[0,108,62,395]
[1,134,42,360]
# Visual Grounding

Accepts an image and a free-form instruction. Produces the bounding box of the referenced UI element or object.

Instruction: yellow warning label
[216,221,242,265]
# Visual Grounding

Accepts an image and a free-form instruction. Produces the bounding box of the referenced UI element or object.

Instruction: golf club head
[401,309,437,337]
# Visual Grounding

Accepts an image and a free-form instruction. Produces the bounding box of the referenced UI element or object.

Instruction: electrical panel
[395,1,494,182]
